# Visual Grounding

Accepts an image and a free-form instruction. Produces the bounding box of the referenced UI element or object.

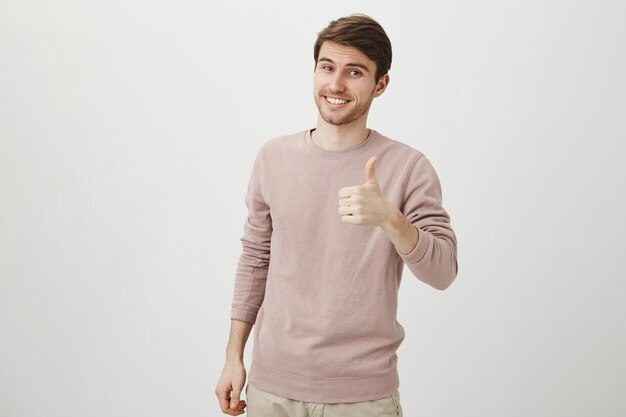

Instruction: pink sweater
[230,128,458,403]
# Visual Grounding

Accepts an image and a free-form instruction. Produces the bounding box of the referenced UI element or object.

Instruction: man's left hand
[337,155,396,227]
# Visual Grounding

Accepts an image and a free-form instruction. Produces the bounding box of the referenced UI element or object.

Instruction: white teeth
[325,96,348,105]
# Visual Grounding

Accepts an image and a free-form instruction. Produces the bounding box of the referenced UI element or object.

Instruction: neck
[311,115,371,151]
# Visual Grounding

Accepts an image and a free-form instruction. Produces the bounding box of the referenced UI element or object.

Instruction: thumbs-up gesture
[337,155,396,227]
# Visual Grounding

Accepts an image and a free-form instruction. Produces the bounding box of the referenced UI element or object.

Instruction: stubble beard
[316,88,376,126]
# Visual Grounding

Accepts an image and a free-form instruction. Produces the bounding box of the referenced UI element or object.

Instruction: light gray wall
[1,1,624,416]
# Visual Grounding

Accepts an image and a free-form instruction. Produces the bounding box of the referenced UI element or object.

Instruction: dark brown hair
[313,14,392,83]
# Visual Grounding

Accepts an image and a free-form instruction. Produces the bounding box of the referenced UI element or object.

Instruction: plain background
[1,0,625,416]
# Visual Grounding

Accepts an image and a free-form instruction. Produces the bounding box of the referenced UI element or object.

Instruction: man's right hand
[215,360,248,415]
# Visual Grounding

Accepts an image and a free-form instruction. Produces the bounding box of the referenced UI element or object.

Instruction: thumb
[365,155,378,183]
[230,388,242,409]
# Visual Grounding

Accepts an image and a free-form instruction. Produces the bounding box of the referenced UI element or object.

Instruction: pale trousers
[245,382,403,417]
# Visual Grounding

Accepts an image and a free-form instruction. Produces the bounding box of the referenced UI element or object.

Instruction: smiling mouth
[324,95,350,105]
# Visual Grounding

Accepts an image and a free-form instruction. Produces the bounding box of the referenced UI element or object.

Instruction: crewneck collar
[304,128,379,159]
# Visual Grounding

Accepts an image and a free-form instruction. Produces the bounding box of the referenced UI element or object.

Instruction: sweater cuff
[397,225,430,264]
[231,309,257,325]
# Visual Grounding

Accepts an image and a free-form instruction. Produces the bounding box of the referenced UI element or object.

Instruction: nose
[329,71,345,93]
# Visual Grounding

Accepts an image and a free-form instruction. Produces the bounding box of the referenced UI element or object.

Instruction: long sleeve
[230,146,272,324]
[396,154,458,290]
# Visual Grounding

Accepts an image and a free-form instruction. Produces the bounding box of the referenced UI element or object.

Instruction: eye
[322,65,333,71]
[348,69,361,76]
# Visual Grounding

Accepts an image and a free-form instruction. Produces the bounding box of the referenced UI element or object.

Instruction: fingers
[338,185,359,198]
[216,387,246,415]
[228,399,246,415]
[234,399,247,413]
[216,387,232,413]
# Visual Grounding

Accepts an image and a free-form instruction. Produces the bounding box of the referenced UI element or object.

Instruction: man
[215,13,458,416]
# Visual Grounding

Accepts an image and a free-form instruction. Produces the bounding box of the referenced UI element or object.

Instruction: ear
[373,73,390,97]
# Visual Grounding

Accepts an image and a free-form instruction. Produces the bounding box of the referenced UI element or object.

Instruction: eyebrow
[318,57,370,73]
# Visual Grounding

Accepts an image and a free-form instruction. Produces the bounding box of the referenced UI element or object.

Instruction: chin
[323,117,351,126]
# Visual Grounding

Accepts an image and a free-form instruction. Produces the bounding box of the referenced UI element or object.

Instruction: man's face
[313,41,388,126]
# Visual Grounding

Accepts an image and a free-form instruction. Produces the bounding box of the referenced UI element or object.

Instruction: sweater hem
[248,359,399,404]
